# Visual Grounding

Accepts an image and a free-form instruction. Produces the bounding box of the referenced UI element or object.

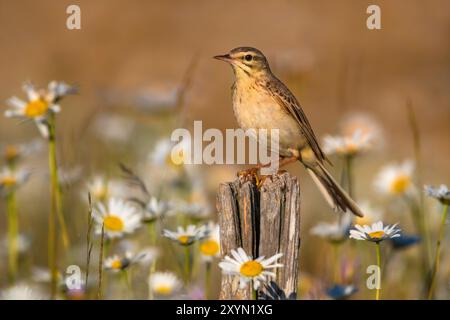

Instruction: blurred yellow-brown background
[0,0,449,299]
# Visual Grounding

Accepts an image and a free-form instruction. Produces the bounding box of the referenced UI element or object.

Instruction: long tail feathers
[306,162,364,217]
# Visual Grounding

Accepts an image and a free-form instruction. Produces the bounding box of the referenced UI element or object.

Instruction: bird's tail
[305,161,364,217]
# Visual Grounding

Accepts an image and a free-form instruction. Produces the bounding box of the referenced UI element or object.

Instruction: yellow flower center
[111,260,122,270]
[200,240,219,256]
[390,175,411,194]
[103,215,124,232]
[240,260,263,277]
[356,216,371,226]
[4,145,19,161]
[1,176,17,187]
[177,235,191,245]
[93,188,108,201]
[345,143,358,154]
[154,285,172,295]
[368,230,385,239]
[166,150,184,169]
[24,99,49,118]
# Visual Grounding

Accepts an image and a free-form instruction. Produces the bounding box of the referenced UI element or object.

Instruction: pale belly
[232,85,307,156]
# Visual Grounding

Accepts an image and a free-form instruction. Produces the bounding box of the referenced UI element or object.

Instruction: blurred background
[0,0,449,299]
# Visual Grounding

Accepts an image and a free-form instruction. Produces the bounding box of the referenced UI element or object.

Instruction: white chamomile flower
[149,138,190,169]
[93,113,135,144]
[176,201,211,220]
[85,176,126,203]
[310,214,352,243]
[374,161,415,196]
[5,82,76,138]
[163,225,209,246]
[355,201,384,225]
[323,129,373,156]
[0,234,31,257]
[425,185,450,205]
[1,139,42,164]
[93,198,142,239]
[199,223,221,261]
[0,167,30,195]
[58,166,83,188]
[31,267,64,286]
[148,271,182,297]
[104,248,158,272]
[143,197,174,222]
[0,284,43,300]
[340,114,382,143]
[349,221,401,243]
[218,248,283,290]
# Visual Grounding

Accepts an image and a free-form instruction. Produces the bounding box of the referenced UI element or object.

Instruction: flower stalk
[6,190,18,282]
[375,242,381,300]
[427,204,448,299]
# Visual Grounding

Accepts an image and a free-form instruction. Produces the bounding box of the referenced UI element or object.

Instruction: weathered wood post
[216,172,301,299]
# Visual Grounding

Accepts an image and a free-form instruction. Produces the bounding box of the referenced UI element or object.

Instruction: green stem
[205,261,211,300]
[345,155,354,198]
[6,191,18,282]
[427,204,448,299]
[252,287,257,300]
[122,270,132,299]
[48,116,70,251]
[47,121,58,298]
[147,221,157,245]
[332,243,341,283]
[375,242,381,300]
[97,224,105,300]
[406,197,431,276]
[184,246,191,283]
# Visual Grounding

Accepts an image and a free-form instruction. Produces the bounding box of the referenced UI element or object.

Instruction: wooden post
[217,172,301,299]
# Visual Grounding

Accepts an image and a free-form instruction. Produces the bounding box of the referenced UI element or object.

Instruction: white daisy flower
[58,166,83,188]
[93,198,142,239]
[148,271,182,297]
[149,138,191,169]
[374,161,415,196]
[323,129,373,156]
[425,184,450,205]
[340,114,382,143]
[355,201,384,225]
[93,113,135,144]
[85,176,125,203]
[176,201,211,220]
[199,223,221,261]
[5,82,76,138]
[104,248,158,272]
[349,221,401,243]
[310,214,352,243]
[0,167,30,195]
[0,284,44,300]
[31,267,64,285]
[218,248,283,290]
[1,139,42,164]
[0,233,31,257]
[143,196,175,222]
[163,224,209,246]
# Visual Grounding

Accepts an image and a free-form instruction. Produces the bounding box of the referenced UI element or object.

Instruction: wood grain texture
[217,172,301,300]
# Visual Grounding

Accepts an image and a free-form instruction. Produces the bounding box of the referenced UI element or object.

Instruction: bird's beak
[213,54,232,62]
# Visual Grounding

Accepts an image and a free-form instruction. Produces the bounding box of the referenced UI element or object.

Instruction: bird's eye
[244,54,253,61]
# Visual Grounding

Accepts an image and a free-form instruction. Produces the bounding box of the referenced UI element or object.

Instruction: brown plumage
[214,47,363,217]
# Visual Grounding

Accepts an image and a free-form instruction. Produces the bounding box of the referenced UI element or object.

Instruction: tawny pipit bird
[214,47,363,217]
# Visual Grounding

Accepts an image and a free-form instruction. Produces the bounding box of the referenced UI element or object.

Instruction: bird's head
[214,47,271,79]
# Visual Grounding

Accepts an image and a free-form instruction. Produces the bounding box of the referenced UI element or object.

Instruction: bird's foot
[237,167,259,180]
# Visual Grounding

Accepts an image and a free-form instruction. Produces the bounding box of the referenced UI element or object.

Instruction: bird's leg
[278,155,300,168]
[237,162,271,177]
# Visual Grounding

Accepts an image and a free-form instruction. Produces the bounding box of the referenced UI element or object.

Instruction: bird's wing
[265,77,328,164]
